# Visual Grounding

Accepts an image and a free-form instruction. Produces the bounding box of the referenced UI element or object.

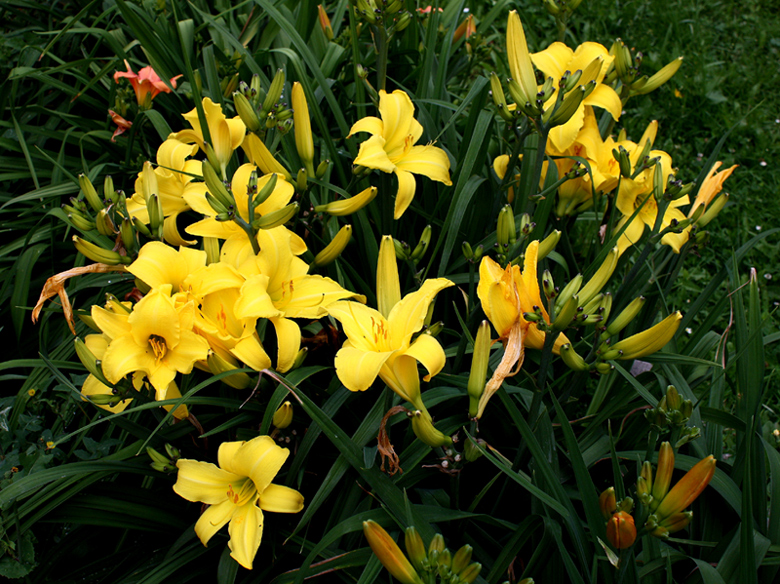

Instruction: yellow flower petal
[531,42,572,82]
[174,459,240,505]
[380,354,422,406]
[278,275,364,319]
[387,278,454,349]
[354,134,396,173]
[129,242,207,291]
[394,145,452,186]
[231,435,289,493]
[193,499,235,547]
[393,169,417,219]
[128,287,181,349]
[91,306,130,341]
[349,115,384,137]
[234,274,280,319]
[378,90,416,155]
[584,84,622,121]
[258,483,305,514]
[377,235,402,319]
[548,104,586,152]
[327,302,391,353]
[334,345,395,391]
[269,316,300,373]
[227,501,264,570]
[101,334,156,384]
[230,335,273,372]
[404,332,446,382]
[81,374,132,413]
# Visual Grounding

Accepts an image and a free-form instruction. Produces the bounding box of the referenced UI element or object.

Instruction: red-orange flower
[108,110,132,142]
[114,60,182,107]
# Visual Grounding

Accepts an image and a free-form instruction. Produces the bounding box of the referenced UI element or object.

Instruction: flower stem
[374,24,389,92]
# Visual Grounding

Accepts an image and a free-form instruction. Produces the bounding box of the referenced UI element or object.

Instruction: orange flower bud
[363,521,424,584]
[606,511,636,549]
[599,487,617,520]
[650,442,674,511]
[654,456,716,522]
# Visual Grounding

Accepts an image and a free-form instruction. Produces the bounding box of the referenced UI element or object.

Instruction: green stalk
[374,24,389,92]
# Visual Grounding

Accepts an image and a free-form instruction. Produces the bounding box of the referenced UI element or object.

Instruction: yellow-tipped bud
[242,134,292,180]
[697,192,729,227]
[404,527,427,572]
[206,351,252,389]
[537,230,561,259]
[363,521,424,584]
[253,202,299,230]
[95,209,115,237]
[559,343,589,372]
[79,174,103,212]
[490,73,514,121]
[497,204,516,246]
[452,545,472,574]
[410,225,431,261]
[410,409,453,447]
[312,224,352,267]
[201,161,235,210]
[578,246,619,305]
[233,91,262,133]
[634,57,683,95]
[261,68,285,114]
[553,293,579,331]
[602,296,646,339]
[606,511,636,549]
[72,236,129,265]
[292,82,315,175]
[68,211,96,232]
[315,186,377,216]
[272,401,294,429]
[608,311,682,360]
[467,321,491,418]
[555,274,583,312]
[74,337,112,386]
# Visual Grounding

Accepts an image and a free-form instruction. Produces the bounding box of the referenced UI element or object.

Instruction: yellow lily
[505,11,621,152]
[533,42,621,152]
[349,90,452,219]
[547,107,621,216]
[232,228,364,372]
[181,261,275,374]
[173,97,246,178]
[92,285,210,395]
[125,139,207,246]
[476,241,569,418]
[326,236,453,407]
[614,149,689,255]
[128,242,207,292]
[185,164,295,244]
[173,435,304,570]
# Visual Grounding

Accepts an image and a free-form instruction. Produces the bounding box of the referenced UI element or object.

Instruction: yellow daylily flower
[532,41,622,153]
[349,90,452,219]
[173,435,304,570]
[173,97,246,177]
[476,241,569,418]
[182,261,274,374]
[185,164,295,244]
[128,242,207,292]
[92,285,210,395]
[547,107,621,216]
[614,144,689,255]
[327,236,453,407]
[232,228,364,372]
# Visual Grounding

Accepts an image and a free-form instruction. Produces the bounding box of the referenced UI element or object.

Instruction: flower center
[148,334,168,361]
[226,479,257,506]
